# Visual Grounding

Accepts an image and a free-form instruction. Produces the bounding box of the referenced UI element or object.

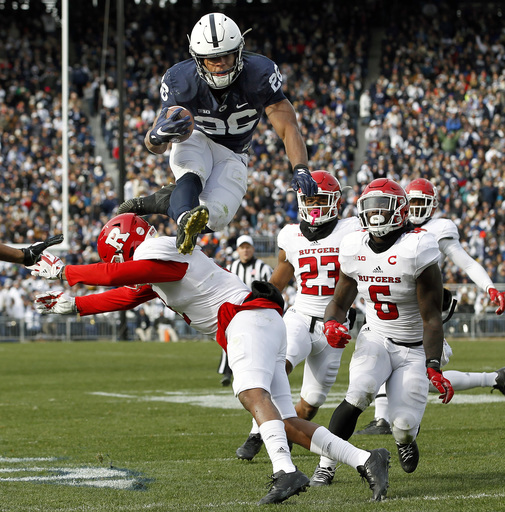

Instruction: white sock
[250,417,260,435]
[310,426,369,470]
[374,383,389,422]
[177,211,189,224]
[259,420,296,474]
[442,370,497,390]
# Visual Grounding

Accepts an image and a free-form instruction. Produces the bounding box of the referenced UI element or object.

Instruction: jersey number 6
[369,284,399,320]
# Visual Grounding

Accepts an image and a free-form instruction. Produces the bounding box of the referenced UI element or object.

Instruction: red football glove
[323,320,351,348]
[427,367,454,404]
[488,287,505,315]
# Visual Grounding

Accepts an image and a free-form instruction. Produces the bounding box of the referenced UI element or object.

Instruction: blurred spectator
[134,307,152,342]
[0,0,504,335]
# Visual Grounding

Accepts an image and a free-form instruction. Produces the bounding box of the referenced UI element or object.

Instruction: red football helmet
[297,170,342,226]
[405,178,438,224]
[97,214,157,263]
[357,178,409,236]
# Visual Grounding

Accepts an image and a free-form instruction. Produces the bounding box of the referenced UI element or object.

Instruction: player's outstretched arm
[35,286,157,317]
[0,243,26,264]
[440,238,504,315]
[0,235,64,266]
[265,99,317,196]
[21,234,64,266]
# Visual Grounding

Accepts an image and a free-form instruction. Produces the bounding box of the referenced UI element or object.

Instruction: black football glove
[290,165,318,196]
[149,107,192,146]
[22,234,64,266]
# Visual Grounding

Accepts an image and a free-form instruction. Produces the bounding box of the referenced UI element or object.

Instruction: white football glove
[30,251,65,280]
[35,292,77,315]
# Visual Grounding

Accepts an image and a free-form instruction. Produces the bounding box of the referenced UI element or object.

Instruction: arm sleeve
[75,285,158,316]
[439,237,493,292]
[65,259,188,287]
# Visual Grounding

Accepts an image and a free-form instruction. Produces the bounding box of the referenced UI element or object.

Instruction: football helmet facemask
[405,178,439,224]
[358,178,409,237]
[97,213,156,263]
[297,170,342,226]
[189,13,245,89]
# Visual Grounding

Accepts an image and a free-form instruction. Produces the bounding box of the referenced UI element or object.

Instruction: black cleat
[355,418,392,435]
[396,440,419,473]
[220,372,232,387]
[492,367,505,395]
[117,184,175,216]
[309,464,335,487]
[258,468,310,505]
[236,433,263,460]
[176,205,209,255]
[357,448,390,501]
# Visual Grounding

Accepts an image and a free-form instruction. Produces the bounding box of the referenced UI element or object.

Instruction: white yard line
[89,390,504,408]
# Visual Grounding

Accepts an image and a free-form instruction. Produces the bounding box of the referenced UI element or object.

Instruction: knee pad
[204,201,233,231]
[345,373,378,410]
[391,415,419,444]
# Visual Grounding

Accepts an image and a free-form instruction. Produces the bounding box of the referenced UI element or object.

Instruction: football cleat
[176,205,209,255]
[117,184,176,216]
[309,464,335,487]
[357,448,390,501]
[220,372,232,387]
[492,367,505,395]
[236,433,263,460]
[396,440,419,473]
[355,418,392,435]
[258,468,310,505]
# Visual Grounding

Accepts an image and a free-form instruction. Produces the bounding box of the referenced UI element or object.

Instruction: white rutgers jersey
[278,217,361,317]
[419,217,458,263]
[134,237,250,336]
[421,218,459,243]
[340,228,440,343]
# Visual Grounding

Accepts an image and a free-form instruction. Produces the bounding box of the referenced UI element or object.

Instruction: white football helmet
[188,13,245,89]
[297,170,342,226]
[405,178,439,224]
[357,178,409,237]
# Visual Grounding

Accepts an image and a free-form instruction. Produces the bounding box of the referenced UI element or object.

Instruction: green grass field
[0,338,504,511]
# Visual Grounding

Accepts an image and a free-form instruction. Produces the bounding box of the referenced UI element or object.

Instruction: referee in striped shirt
[218,234,273,386]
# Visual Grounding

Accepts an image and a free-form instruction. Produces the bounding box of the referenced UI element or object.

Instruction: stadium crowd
[0,1,504,332]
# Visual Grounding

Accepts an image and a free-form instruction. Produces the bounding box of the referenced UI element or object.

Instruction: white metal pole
[61,0,69,249]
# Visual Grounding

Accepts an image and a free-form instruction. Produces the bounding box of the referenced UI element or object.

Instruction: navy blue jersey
[159,52,286,153]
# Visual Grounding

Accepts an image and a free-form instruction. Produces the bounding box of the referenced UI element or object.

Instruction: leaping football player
[118,12,317,255]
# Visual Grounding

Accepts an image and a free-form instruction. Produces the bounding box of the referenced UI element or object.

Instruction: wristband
[293,164,309,171]
[426,358,441,371]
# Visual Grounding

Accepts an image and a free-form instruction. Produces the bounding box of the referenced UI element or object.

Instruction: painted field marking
[0,459,150,490]
[90,390,504,409]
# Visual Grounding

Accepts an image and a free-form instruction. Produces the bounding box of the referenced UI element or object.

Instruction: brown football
[166,105,194,143]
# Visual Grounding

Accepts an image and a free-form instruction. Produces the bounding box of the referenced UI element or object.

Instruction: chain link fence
[1,283,503,343]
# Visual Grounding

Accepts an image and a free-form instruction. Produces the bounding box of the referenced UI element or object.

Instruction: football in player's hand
[166,105,194,143]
